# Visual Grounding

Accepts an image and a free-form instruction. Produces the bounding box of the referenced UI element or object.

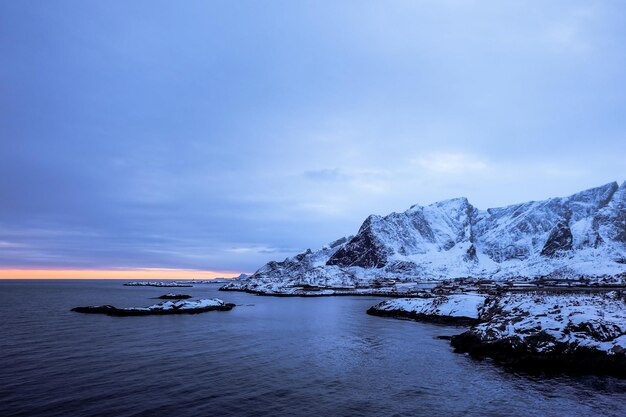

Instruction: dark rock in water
[450,331,626,377]
[71,299,235,316]
[72,305,119,314]
[366,306,479,326]
[540,222,573,257]
[158,294,192,299]
[445,292,626,377]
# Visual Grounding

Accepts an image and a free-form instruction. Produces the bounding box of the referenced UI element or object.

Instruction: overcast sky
[1,0,625,273]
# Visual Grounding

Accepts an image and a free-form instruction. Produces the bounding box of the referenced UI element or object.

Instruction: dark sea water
[1,280,625,417]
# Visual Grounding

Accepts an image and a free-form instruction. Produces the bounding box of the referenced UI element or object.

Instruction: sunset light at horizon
[0,268,243,280]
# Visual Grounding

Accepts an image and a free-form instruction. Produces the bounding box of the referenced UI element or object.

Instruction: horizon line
[0,268,246,280]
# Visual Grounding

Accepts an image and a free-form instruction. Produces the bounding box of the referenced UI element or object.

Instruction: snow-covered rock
[450,292,626,376]
[367,290,626,375]
[71,298,234,316]
[224,181,626,294]
[368,294,486,323]
[461,292,626,354]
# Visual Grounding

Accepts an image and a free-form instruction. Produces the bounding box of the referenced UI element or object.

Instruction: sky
[1,0,626,277]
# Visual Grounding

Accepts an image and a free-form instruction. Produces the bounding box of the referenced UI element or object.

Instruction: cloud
[303,168,348,182]
[412,152,488,175]
[225,246,290,254]
[0,241,26,248]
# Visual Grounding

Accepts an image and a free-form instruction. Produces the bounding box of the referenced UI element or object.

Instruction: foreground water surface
[1,280,625,417]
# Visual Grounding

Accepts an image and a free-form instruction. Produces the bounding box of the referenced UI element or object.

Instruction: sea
[1,280,625,417]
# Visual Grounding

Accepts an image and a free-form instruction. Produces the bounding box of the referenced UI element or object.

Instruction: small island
[158,293,192,299]
[72,299,235,316]
[123,281,193,287]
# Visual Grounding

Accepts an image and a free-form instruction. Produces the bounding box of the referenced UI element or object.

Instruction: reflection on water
[1,280,625,417]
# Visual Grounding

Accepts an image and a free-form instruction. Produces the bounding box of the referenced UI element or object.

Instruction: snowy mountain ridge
[225,181,626,293]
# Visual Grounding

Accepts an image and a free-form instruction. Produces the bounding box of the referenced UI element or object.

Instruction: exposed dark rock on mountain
[540,222,573,257]
[327,217,390,268]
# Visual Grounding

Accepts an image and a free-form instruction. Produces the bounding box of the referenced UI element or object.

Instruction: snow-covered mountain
[224,181,626,293]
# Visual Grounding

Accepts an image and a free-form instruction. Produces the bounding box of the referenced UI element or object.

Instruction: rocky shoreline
[367,291,626,377]
[219,285,424,298]
[222,276,626,378]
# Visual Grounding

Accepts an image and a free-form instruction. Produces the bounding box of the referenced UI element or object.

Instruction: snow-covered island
[367,294,486,325]
[369,292,626,376]
[164,275,246,285]
[123,281,193,287]
[71,299,235,316]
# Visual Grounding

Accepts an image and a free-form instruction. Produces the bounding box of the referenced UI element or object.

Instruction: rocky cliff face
[225,181,626,293]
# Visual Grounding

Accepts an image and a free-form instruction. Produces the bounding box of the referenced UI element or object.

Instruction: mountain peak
[230,181,626,294]
[407,196,471,214]
[565,181,618,206]
[430,196,471,210]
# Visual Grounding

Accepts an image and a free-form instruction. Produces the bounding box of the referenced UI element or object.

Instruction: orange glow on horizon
[0,268,242,280]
